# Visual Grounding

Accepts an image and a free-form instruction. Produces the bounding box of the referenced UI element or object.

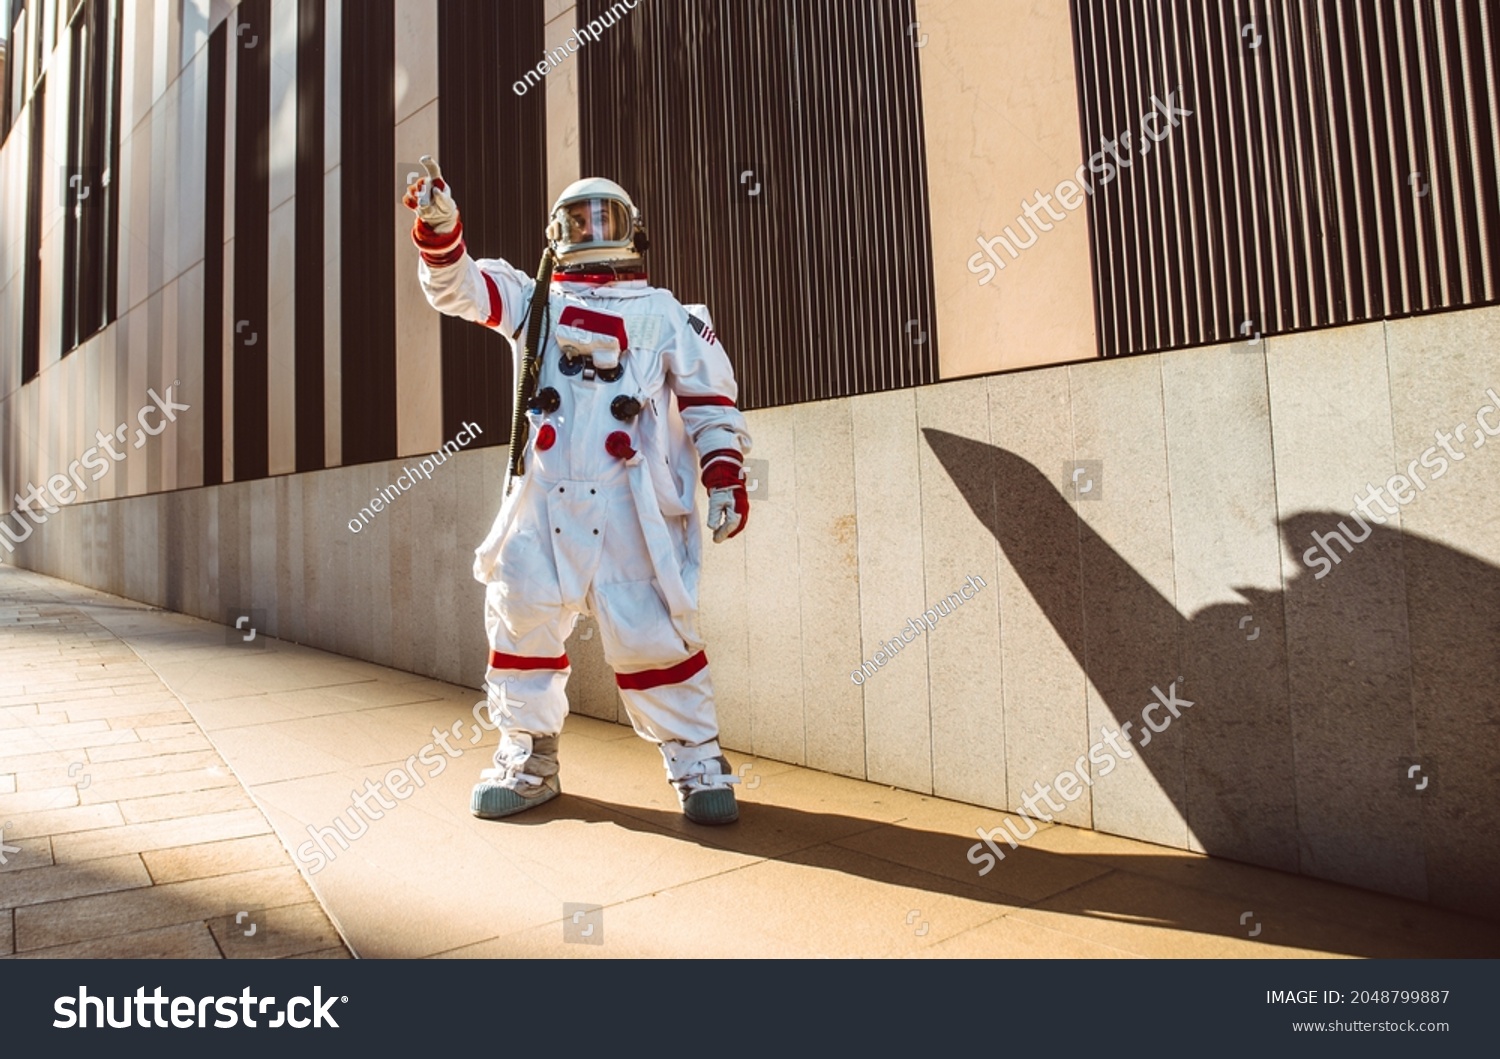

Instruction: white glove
[403,155,458,234]
[707,486,747,543]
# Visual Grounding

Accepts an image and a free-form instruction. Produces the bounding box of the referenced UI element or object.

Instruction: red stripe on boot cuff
[489,649,570,671]
[615,650,708,691]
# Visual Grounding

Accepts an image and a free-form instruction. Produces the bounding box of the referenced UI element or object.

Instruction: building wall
[914,0,1099,378]
[8,307,1500,921]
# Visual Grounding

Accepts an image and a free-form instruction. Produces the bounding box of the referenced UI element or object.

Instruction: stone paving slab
[4,564,1500,960]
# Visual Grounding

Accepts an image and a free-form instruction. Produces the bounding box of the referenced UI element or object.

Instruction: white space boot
[471,731,561,819]
[660,740,740,825]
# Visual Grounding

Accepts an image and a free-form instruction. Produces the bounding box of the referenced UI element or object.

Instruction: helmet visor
[552,197,632,253]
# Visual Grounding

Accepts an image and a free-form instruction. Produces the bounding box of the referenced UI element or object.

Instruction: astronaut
[405,159,751,825]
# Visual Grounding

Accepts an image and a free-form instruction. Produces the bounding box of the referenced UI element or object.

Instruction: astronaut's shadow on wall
[919,428,1500,922]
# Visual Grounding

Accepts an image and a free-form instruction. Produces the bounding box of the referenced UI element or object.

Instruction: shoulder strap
[506,249,555,488]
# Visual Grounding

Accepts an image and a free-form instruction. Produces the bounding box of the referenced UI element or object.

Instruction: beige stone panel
[177,48,210,272]
[545,2,581,201]
[1161,343,1297,870]
[385,460,420,681]
[274,473,308,645]
[358,463,395,664]
[267,198,298,475]
[325,0,342,172]
[323,166,342,467]
[159,278,181,492]
[248,478,279,635]
[221,12,237,241]
[697,456,750,750]
[394,0,439,125]
[852,388,930,792]
[121,0,154,142]
[1383,306,1500,918]
[984,368,1090,827]
[1267,323,1423,900]
[125,486,160,609]
[792,399,864,779]
[1067,355,1183,847]
[914,0,1096,379]
[439,449,488,686]
[175,262,206,488]
[740,404,804,764]
[156,75,182,289]
[394,101,444,457]
[914,379,1005,808]
[180,0,217,67]
[152,0,172,106]
[269,0,299,212]
[122,293,151,499]
[94,326,119,501]
[123,116,156,316]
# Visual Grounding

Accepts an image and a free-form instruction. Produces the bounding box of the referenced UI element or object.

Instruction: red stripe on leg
[615,650,708,691]
[489,650,570,671]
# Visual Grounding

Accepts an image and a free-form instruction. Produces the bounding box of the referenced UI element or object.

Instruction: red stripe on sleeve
[677,394,736,409]
[482,272,503,328]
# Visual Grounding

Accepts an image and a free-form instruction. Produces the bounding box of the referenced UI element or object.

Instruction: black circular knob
[529,386,561,414]
[611,395,643,421]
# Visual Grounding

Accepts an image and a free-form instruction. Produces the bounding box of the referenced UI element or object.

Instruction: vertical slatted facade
[1072,0,1500,359]
[339,0,397,465]
[232,0,271,479]
[294,0,326,472]
[203,22,227,486]
[435,0,547,447]
[578,0,939,410]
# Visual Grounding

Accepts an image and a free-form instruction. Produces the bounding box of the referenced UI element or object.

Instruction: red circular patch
[605,431,636,460]
[535,424,556,451]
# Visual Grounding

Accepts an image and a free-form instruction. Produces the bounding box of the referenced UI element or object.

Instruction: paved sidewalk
[0,567,349,958]
[3,565,1497,959]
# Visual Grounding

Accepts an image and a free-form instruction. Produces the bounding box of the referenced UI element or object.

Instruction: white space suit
[406,165,751,824]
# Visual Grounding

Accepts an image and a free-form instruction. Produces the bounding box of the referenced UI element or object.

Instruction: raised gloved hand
[701,449,749,543]
[404,155,464,265]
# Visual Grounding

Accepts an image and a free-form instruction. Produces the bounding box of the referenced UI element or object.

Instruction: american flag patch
[702,327,718,345]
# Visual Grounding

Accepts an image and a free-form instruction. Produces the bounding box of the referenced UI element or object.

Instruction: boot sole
[471,778,561,819]
[682,788,739,825]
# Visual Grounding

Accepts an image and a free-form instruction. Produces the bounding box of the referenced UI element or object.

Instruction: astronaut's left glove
[701,449,749,543]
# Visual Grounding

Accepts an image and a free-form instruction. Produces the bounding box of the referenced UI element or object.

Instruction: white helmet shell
[547,177,646,269]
